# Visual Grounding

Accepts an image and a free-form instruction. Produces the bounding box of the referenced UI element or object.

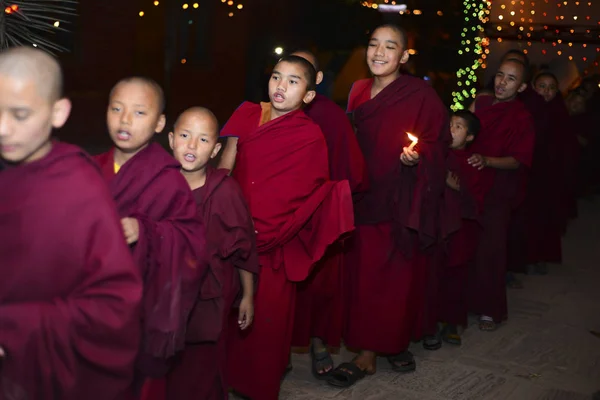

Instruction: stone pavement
[235,197,600,399]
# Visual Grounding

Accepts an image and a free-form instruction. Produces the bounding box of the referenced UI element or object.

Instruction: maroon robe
[438,149,493,326]
[94,143,206,382]
[344,76,450,354]
[220,102,354,400]
[0,142,142,400]
[293,94,368,348]
[469,96,535,322]
[164,167,259,400]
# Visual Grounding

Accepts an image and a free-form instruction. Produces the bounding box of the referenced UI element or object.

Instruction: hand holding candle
[401,132,420,166]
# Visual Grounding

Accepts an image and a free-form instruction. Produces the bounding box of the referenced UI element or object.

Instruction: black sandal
[327,361,372,388]
[422,334,442,350]
[310,345,334,380]
[387,351,416,373]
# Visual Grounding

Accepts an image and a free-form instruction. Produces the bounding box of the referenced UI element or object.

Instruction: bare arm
[468,153,520,170]
[218,137,239,172]
[237,268,254,330]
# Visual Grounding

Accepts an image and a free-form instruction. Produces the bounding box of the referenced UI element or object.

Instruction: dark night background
[46,0,465,153]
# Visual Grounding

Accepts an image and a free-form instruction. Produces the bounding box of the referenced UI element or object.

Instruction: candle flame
[406,132,418,143]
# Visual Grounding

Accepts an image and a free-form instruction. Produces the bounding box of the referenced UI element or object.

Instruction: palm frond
[0,0,78,54]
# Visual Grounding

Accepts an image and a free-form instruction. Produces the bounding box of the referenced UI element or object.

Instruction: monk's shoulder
[297,113,327,141]
[211,172,248,206]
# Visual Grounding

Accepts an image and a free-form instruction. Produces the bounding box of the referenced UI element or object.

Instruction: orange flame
[406,132,418,144]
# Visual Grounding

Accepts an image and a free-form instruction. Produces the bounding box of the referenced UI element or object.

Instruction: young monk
[328,24,450,387]
[0,47,142,399]
[289,49,368,378]
[438,111,492,345]
[467,59,535,331]
[163,107,259,399]
[218,55,354,400]
[94,77,207,391]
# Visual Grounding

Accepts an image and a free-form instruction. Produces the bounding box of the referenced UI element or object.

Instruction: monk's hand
[468,153,488,170]
[0,346,5,359]
[121,217,140,245]
[238,296,254,330]
[446,171,461,190]
[400,147,420,166]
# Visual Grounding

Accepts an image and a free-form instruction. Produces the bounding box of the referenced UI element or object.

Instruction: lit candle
[406,132,418,150]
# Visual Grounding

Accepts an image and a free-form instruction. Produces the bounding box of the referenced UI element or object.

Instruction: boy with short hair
[0,47,142,399]
[220,55,354,400]
[94,77,207,391]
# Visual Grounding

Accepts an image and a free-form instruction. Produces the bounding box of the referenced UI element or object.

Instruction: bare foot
[351,350,377,374]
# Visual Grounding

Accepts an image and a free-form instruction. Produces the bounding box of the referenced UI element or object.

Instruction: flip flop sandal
[478,316,497,332]
[326,362,373,388]
[441,324,462,345]
[422,334,442,350]
[387,351,416,373]
[310,345,334,380]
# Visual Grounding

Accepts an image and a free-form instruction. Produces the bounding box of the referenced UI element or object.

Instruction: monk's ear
[466,134,475,144]
[51,98,72,129]
[316,71,324,86]
[155,114,167,134]
[168,131,175,150]
[400,50,410,65]
[211,142,222,159]
[517,82,527,93]
[303,89,316,105]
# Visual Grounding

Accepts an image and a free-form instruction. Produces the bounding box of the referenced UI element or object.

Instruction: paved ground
[241,197,600,399]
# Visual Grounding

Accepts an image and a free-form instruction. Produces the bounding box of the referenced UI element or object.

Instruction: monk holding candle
[328,24,450,388]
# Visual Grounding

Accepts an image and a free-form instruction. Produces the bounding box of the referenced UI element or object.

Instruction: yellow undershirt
[114,162,121,174]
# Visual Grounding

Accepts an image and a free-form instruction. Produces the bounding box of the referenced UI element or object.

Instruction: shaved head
[500,58,527,84]
[174,107,219,139]
[0,47,63,102]
[110,76,165,113]
[291,49,319,72]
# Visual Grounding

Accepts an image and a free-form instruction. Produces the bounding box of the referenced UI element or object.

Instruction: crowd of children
[0,22,594,400]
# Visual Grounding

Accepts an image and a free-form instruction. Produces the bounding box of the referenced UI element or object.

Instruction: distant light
[53,21,60,27]
[182,3,189,9]
[154,1,159,5]
[237,4,243,9]
[437,10,443,16]
[32,43,38,47]
[193,3,199,8]
[408,49,417,55]
[274,47,284,55]
[188,20,193,24]
[227,0,233,5]
[377,4,407,13]
[139,11,144,17]
[228,12,234,17]
[413,9,422,15]
[181,58,187,64]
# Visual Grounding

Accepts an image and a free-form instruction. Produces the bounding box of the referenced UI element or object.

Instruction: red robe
[94,143,206,384]
[438,149,493,326]
[292,94,368,348]
[469,96,535,322]
[163,166,259,400]
[344,75,450,354]
[221,102,354,400]
[0,142,142,400]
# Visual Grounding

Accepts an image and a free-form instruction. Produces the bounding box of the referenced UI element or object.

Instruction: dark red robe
[469,96,535,322]
[292,94,368,349]
[344,76,450,353]
[0,142,142,400]
[438,149,493,326]
[94,143,206,383]
[163,166,259,400]
[220,102,354,400]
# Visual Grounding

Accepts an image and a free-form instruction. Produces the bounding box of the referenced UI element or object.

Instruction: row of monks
[0,23,585,400]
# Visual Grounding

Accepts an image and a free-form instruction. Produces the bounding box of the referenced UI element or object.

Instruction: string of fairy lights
[139,0,243,19]
[452,0,491,111]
